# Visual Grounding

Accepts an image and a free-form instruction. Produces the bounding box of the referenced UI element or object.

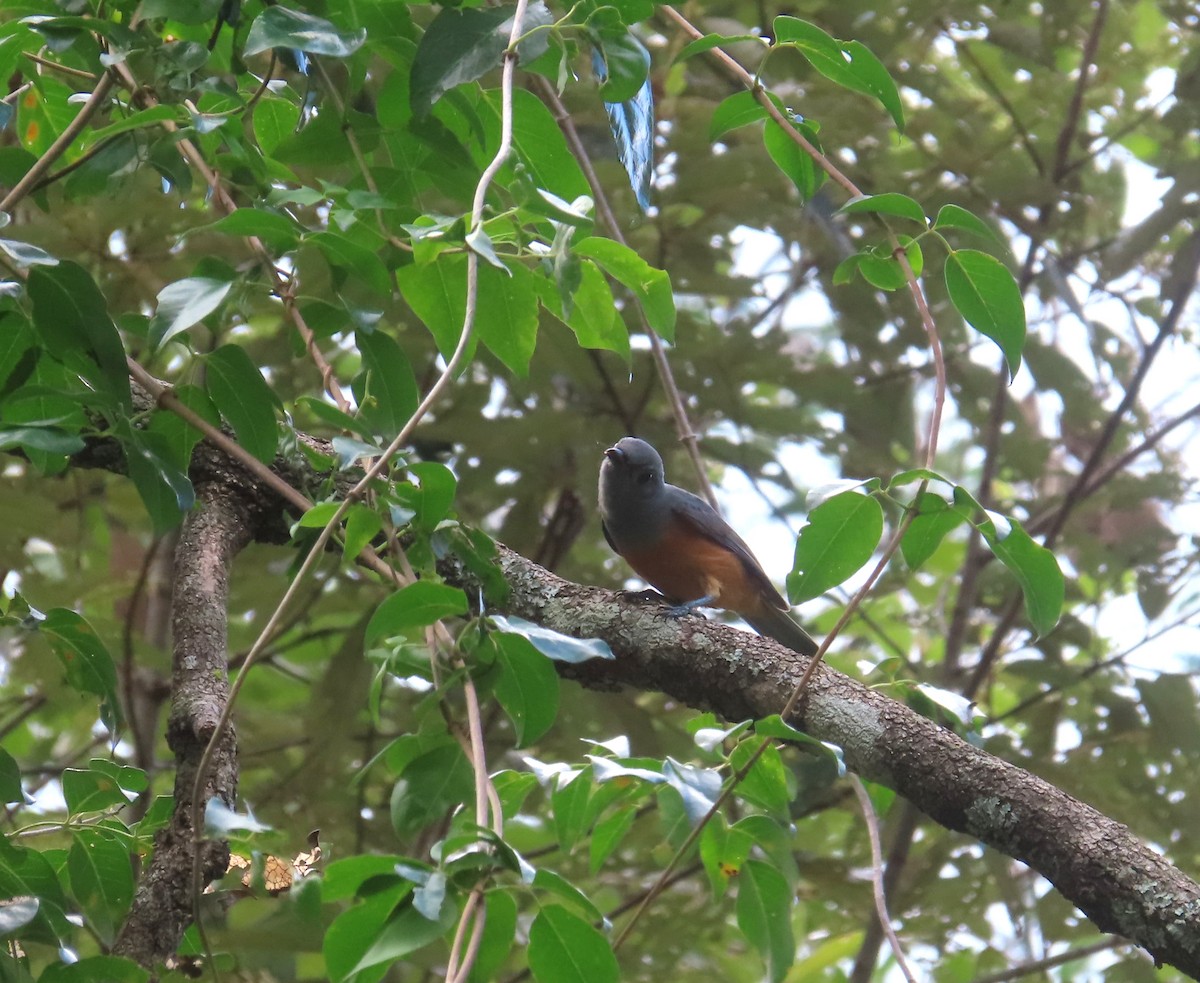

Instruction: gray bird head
[600,437,666,503]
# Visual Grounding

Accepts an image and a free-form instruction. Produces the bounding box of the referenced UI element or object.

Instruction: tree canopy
[2,0,1200,981]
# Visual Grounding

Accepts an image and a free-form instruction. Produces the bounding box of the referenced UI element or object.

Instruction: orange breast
[620,519,769,616]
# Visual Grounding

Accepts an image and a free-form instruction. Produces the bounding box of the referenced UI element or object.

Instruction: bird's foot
[665,595,715,619]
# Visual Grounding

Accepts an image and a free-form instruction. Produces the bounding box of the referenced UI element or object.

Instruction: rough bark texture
[439,543,1200,979]
[112,480,252,967]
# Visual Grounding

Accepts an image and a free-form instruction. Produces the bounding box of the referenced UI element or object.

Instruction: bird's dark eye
[637,471,654,485]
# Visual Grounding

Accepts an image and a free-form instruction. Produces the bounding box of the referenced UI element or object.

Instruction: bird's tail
[744,607,820,658]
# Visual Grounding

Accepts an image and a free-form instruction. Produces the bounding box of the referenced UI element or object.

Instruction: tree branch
[112,479,252,966]
[64,400,1200,977]
[439,543,1200,979]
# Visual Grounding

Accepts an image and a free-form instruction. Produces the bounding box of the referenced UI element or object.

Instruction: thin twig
[1051,0,1109,183]
[0,70,117,213]
[849,775,916,983]
[972,938,1124,983]
[23,51,99,81]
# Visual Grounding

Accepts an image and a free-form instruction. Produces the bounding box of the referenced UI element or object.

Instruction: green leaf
[589,804,638,874]
[0,238,58,268]
[40,956,149,983]
[787,490,884,603]
[390,744,473,836]
[252,98,302,157]
[709,90,770,141]
[410,3,554,118]
[492,632,560,747]
[396,255,468,357]
[205,344,279,463]
[145,383,220,473]
[699,816,754,897]
[201,208,299,251]
[0,749,23,804]
[736,859,795,982]
[853,237,923,291]
[121,426,196,533]
[945,249,1027,379]
[572,237,675,342]
[309,231,391,297]
[550,770,593,850]
[354,329,419,439]
[840,193,927,226]
[62,767,133,814]
[320,855,406,902]
[978,514,1064,637]
[349,900,458,976]
[68,828,134,946]
[763,118,820,201]
[593,29,650,104]
[901,491,968,569]
[343,504,383,562]
[558,259,629,357]
[148,276,233,352]
[243,6,366,58]
[886,467,952,489]
[294,501,341,530]
[532,869,604,924]
[773,17,904,131]
[490,614,614,663]
[0,837,70,945]
[933,204,1000,242]
[77,105,180,149]
[295,395,375,440]
[729,740,791,818]
[366,582,469,644]
[323,881,411,982]
[27,261,131,409]
[400,460,458,531]
[503,89,591,202]
[38,608,122,732]
[0,425,84,456]
[677,33,763,63]
[0,314,35,392]
[527,905,619,983]
[476,261,540,376]
[139,0,222,23]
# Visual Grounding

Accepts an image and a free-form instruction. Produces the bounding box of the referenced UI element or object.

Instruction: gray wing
[665,485,790,611]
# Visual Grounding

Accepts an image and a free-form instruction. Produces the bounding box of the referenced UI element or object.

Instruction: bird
[598,436,818,657]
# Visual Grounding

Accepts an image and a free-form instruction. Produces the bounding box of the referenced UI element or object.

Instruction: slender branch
[849,775,915,983]
[973,938,1124,983]
[0,70,116,213]
[22,51,98,81]
[1051,0,1109,183]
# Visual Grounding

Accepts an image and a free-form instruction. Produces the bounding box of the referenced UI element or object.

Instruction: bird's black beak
[603,446,624,463]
